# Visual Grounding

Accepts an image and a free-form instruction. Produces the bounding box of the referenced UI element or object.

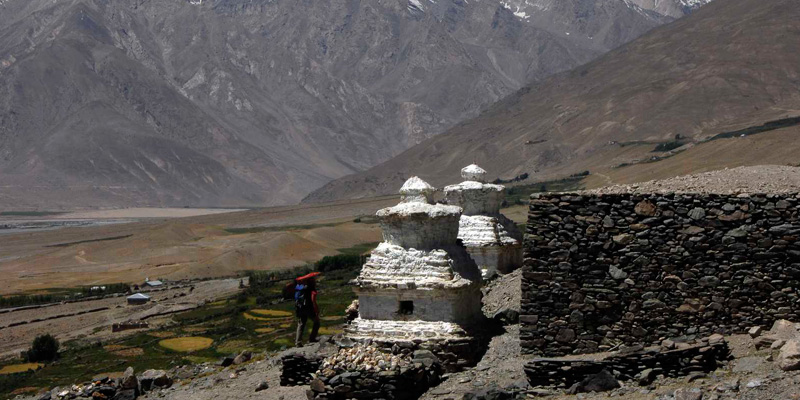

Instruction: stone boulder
[492,308,520,325]
[255,381,269,392]
[769,320,800,339]
[778,340,800,371]
[111,389,136,400]
[139,369,173,391]
[748,326,764,338]
[567,370,620,394]
[345,300,359,322]
[233,351,252,365]
[218,356,235,367]
[120,367,138,391]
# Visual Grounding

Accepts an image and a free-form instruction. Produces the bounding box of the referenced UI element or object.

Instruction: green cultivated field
[0,250,367,398]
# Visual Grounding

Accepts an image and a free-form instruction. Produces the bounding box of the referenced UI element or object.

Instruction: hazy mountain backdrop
[0,0,707,209]
[305,0,800,203]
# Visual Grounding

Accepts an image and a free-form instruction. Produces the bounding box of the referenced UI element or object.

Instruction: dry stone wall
[521,192,800,356]
[281,353,323,386]
[525,335,730,388]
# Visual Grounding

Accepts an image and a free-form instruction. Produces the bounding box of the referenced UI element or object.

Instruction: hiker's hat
[296,272,321,282]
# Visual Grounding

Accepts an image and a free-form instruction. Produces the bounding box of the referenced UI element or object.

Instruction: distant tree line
[245,254,365,286]
[0,284,131,309]
[492,172,529,185]
[243,253,367,305]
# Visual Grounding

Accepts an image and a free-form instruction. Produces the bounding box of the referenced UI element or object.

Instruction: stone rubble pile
[34,367,172,400]
[308,344,442,400]
[524,335,731,392]
[750,319,800,371]
[281,353,324,386]
[318,344,410,376]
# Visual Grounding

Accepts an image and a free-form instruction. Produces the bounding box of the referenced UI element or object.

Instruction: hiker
[294,272,321,346]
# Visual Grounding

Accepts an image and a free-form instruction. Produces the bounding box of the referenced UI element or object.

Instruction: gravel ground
[542,333,800,400]
[420,325,529,400]
[586,165,800,195]
[139,343,339,400]
[481,269,521,318]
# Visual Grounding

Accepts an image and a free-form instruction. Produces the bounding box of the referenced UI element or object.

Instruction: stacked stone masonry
[525,335,731,388]
[281,354,323,386]
[521,192,800,356]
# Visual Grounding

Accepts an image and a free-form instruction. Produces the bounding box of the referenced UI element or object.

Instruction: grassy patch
[249,309,293,318]
[337,242,380,256]
[652,140,686,152]
[352,215,380,224]
[709,116,800,141]
[504,173,589,205]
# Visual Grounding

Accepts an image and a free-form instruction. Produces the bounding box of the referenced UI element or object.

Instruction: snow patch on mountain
[408,0,439,13]
[409,0,710,20]
[680,0,712,7]
[500,1,532,19]
[408,0,424,12]
[501,0,712,21]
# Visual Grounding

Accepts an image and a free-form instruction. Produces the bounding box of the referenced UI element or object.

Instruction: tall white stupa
[346,177,484,343]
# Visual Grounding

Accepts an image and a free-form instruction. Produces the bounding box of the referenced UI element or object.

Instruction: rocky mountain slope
[0,0,704,209]
[304,0,800,203]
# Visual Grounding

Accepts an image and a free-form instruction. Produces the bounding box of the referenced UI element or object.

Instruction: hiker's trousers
[296,310,320,346]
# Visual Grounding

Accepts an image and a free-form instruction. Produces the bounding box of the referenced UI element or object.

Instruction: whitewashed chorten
[346,177,484,342]
[443,164,522,278]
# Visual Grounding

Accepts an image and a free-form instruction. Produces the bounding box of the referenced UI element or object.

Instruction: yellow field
[250,309,293,318]
[318,326,343,335]
[242,312,271,321]
[158,337,213,352]
[0,363,43,375]
[255,327,276,334]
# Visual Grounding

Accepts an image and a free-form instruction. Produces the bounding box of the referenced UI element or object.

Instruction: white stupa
[346,177,484,342]
[443,164,523,278]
